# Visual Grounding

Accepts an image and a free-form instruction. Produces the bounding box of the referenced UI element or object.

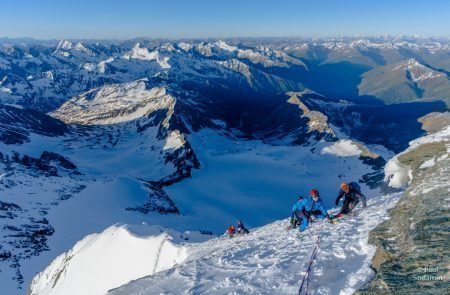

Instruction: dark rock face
[0,104,67,145]
[311,99,448,153]
[126,182,180,215]
[0,146,85,289]
[0,201,22,219]
[40,151,78,171]
[1,151,79,177]
[358,141,449,294]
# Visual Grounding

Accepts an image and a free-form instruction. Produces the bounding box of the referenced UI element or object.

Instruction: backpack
[349,182,361,193]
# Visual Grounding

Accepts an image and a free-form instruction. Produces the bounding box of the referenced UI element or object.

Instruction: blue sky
[0,0,449,39]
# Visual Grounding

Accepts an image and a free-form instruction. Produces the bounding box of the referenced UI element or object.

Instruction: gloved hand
[335,200,339,206]
[290,217,294,225]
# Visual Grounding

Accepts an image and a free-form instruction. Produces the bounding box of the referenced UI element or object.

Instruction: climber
[335,182,367,217]
[237,220,249,235]
[295,189,331,232]
[290,196,304,228]
[227,225,236,238]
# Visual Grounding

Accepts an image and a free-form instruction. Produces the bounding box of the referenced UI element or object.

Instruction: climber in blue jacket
[294,189,331,232]
[290,196,304,228]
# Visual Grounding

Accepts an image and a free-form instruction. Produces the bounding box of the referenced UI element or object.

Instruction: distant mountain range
[1,37,450,110]
[0,37,449,293]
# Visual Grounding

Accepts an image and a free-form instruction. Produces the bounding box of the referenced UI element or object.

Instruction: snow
[4,103,24,109]
[53,40,73,53]
[51,80,175,125]
[321,140,362,157]
[215,40,238,52]
[392,58,443,82]
[178,42,193,52]
[419,157,436,169]
[0,86,12,93]
[107,193,401,295]
[163,130,185,151]
[0,116,191,293]
[30,224,188,295]
[122,43,171,69]
[7,125,382,295]
[96,57,114,73]
[1,117,389,295]
[437,153,448,162]
[82,63,95,71]
[43,71,54,81]
[384,157,412,188]
[407,125,450,150]
[164,129,380,232]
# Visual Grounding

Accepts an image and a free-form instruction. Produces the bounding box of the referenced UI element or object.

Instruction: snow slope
[12,126,383,294]
[0,103,197,293]
[95,193,399,295]
[30,224,189,295]
[164,129,382,232]
[23,115,419,294]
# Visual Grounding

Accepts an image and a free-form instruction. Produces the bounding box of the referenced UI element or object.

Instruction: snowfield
[30,193,401,295]
[1,126,383,294]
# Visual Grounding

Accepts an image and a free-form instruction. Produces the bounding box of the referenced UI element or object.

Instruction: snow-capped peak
[55,40,74,52]
[122,43,171,69]
[98,57,114,73]
[74,41,94,55]
[214,40,238,52]
[53,40,94,56]
[123,43,157,60]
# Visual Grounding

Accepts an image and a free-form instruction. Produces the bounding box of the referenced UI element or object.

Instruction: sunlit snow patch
[384,157,412,188]
[321,139,362,157]
[163,130,185,150]
[419,157,436,169]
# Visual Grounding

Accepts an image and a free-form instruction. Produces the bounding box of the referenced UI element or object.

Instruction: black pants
[341,197,359,214]
[238,227,249,234]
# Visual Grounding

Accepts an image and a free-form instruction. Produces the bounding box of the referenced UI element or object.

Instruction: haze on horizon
[0,0,449,40]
